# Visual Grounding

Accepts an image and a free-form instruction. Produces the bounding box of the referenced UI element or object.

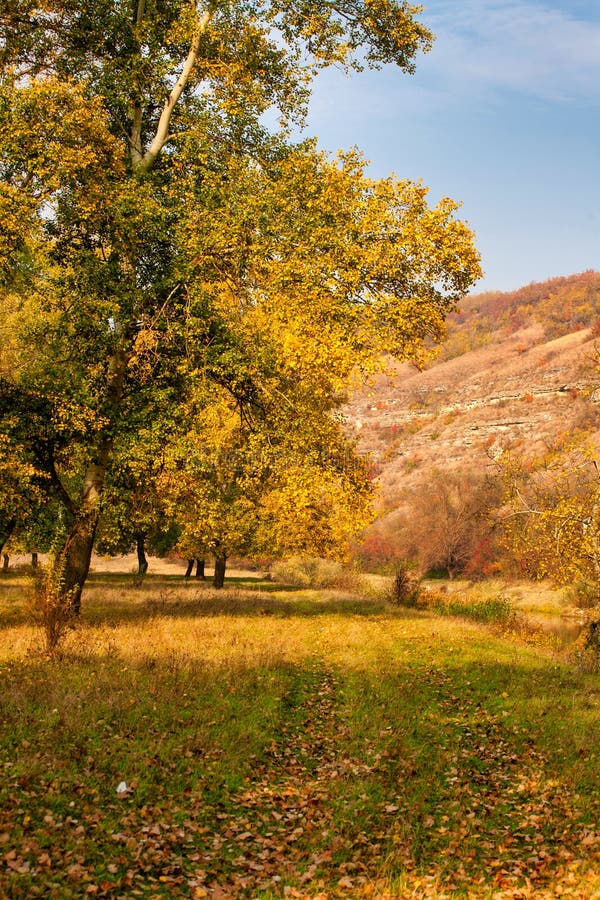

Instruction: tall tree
[0,0,481,611]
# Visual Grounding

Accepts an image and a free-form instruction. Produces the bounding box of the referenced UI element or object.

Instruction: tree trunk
[57,463,105,616]
[2,553,8,571]
[213,554,227,589]
[55,345,129,615]
[184,558,194,578]
[194,557,205,579]
[0,516,16,559]
[31,552,38,568]
[135,532,148,576]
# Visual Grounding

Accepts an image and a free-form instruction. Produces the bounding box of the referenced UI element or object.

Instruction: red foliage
[463,538,499,579]
[353,533,398,572]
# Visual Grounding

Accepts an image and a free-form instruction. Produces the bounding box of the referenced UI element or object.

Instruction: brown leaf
[67,863,87,881]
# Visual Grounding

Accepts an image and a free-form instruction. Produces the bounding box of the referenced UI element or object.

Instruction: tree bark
[31,552,38,568]
[135,10,212,174]
[2,553,8,571]
[135,532,148,575]
[0,516,16,559]
[194,557,205,579]
[184,558,194,578]
[213,554,227,589]
[55,345,129,614]
[57,462,105,615]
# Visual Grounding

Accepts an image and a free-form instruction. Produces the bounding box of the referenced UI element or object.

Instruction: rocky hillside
[347,272,600,515]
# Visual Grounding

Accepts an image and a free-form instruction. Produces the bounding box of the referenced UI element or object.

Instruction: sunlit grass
[0,571,599,897]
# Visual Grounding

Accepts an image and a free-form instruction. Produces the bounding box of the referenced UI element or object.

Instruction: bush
[568,620,600,674]
[387,563,421,606]
[581,620,600,673]
[352,533,399,574]
[270,556,358,590]
[27,564,75,654]
[564,580,600,610]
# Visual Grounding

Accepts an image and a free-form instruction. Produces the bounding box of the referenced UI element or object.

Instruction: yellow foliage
[500,442,600,584]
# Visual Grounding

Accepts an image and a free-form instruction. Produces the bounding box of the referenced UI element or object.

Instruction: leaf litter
[1,660,599,898]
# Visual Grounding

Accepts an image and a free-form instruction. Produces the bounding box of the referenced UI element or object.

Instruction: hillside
[347,271,600,539]
[443,269,600,359]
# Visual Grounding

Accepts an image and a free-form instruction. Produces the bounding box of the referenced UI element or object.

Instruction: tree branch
[136,4,212,174]
[37,448,77,518]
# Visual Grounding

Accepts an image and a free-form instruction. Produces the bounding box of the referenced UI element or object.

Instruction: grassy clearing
[0,572,599,898]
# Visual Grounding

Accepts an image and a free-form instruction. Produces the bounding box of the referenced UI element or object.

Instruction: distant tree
[399,467,500,578]
[3,497,63,565]
[95,416,181,575]
[0,431,58,563]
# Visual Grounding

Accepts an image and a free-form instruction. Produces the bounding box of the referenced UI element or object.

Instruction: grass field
[0,570,599,898]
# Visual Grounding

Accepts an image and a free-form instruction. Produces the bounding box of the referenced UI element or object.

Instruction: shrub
[568,621,600,674]
[352,533,399,574]
[27,563,75,654]
[582,620,600,673]
[564,581,600,610]
[387,563,420,606]
[270,556,357,590]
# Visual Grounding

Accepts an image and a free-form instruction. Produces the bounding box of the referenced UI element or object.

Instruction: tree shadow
[81,591,409,626]
[0,570,410,627]
[83,572,308,596]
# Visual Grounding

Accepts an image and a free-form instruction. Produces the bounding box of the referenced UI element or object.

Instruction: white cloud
[305,1,600,139]
[426,1,600,102]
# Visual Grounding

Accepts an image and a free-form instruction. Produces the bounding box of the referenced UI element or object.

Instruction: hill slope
[348,271,600,515]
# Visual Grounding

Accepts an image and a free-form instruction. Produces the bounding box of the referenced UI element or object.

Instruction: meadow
[0,569,599,899]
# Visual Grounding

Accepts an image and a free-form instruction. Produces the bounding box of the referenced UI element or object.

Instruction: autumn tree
[499,444,600,587]
[0,415,59,562]
[397,467,500,578]
[94,411,182,575]
[160,379,374,587]
[95,466,179,577]
[160,392,261,588]
[0,0,481,611]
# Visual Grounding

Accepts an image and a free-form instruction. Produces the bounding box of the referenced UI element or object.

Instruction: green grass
[0,572,599,898]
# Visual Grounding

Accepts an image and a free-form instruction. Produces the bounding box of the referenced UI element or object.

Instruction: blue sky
[301,0,600,294]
